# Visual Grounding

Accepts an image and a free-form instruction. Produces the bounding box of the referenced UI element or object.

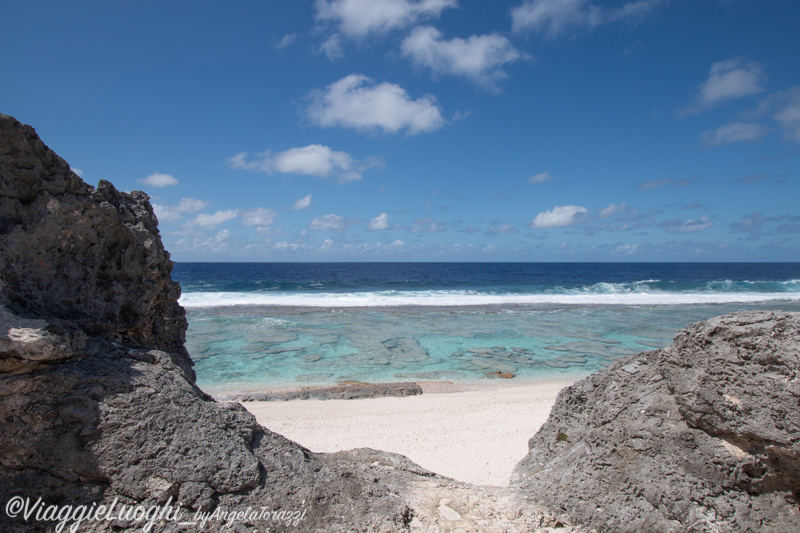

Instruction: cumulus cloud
[228,144,380,183]
[290,194,313,210]
[368,212,391,230]
[401,26,523,89]
[597,202,627,219]
[70,167,84,177]
[315,0,457,38]
[658,216,714,233]
[306,74,445,135]
[318,34,344,59]
[308,213,355,231]
[511,0,665,37]
[688,58,765,113]
[172,231,237,254]
[701,122,769,147]
[527,171,554,184]
[530,205,589,229]
[141,172,179,187]
[240,207,278,227]
[189,209,238,228]
[152,197,210,224]
[613,243,640,255]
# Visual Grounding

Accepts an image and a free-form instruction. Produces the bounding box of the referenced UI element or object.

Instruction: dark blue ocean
[172,263,800,394]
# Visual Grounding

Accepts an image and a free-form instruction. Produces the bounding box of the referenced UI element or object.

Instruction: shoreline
[241,376,579,486]
[204,372,589,399]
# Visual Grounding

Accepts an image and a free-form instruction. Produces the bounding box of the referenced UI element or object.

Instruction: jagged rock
[0,114,584,533]
[0,115,188,372]
[513,311,800,533]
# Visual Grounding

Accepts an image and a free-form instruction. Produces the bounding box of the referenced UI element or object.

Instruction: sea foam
[179,287,800,308]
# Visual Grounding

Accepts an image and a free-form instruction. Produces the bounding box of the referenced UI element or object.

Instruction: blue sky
[3,0,799,261]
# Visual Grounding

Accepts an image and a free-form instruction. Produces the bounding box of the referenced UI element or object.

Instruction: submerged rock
[513,311,800,532]
[232,381,423,401]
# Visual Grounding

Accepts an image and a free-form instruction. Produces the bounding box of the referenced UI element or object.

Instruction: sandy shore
[242,377,577,486]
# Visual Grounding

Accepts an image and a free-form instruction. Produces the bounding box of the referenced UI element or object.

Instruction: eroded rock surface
[513,311,800,532]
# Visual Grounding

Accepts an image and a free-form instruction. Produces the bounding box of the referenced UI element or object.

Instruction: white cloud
[637,178,670,190]
[227,152,257,170]
[256,226,285,236]
[153,205,182,224]
[485,224,519,237]
[275,33,297,49]
[141,172,179,187]
[315,0,457,38]
[368,212,391,230]
[273,145,357,180]
[215,229,232,242]
[175,198,205,212]
[308,213,352,231]
[511,0,665,37]
[527,171,554,184]
[697,58,764,107]
[763,86,800,141]
[318,33,344,59]
[658,216,714,233]
[307,74,445,135]
[71,167,84,177]
[410,217,446,233]
[152,197,210,224]
[598,202,627,219]
[171,231,236,254]
[530,205,589,229]
[240,207,278,227]
[189,209,238,228]
[290,194,313,210]
[611,243,639,255]
[701,122,769,147]
[228,144,379,183]
[400,26,523,89]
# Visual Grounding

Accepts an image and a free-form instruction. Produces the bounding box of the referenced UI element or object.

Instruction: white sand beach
[243,377,577,486]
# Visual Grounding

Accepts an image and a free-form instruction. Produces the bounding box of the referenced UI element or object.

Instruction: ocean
[172,262,800,395]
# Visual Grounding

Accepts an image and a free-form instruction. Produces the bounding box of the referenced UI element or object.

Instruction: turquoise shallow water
[186,301,800,394]
[173,262,800,394]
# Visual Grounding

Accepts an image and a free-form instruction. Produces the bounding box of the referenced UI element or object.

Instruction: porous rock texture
[0,114,585,532]
[513,311,800,532]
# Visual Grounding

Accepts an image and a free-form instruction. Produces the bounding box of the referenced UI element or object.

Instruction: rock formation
[0,114,581,532]
[513,311,800,532]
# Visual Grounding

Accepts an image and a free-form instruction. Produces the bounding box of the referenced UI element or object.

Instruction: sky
[2,0,799,262]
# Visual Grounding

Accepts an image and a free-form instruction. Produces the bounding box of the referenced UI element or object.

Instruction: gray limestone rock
[513,311,800,533]
[0,115,189,373]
